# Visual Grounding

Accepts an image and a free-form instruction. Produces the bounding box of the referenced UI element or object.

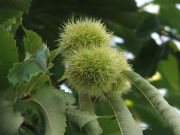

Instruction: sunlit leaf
[0,98,23,135]
[31,85,66,135]
[67,109,99,128]
[8,59,45,85]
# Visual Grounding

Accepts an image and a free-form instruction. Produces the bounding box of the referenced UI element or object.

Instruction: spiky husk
[110,75,131,95]
[58,18,111,57]
[65,47,131,98]
[94,75,131,103]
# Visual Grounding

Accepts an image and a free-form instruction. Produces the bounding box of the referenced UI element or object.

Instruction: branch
[54,78,68,86]
[158,30,180,41]
[20,95,31,100]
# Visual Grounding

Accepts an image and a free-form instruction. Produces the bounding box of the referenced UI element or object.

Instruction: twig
[20,95,31,100]
[158,30,180,41]
[54,78,68,86]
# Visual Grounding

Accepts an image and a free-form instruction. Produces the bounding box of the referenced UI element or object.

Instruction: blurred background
[1,0,180,134]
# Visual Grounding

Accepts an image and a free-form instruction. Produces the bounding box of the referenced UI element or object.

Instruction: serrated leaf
[16,73,49,98]
[0,25,18,89]
[67,109,99,128]
[15,99,46,135]
[8,59,45,85]
[56,90,76,109]
[31,85,66,135]
[23,28,43,55]
[0,98,23,135]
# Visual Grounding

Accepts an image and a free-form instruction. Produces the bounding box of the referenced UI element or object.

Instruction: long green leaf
[79,93,102,135]
[122,70,180,135]
[0,25,18,89]
[106,95,143,135]
[31,86,66,135]
[0,98,23,135]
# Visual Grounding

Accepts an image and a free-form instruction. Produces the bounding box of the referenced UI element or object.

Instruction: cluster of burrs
[58,18,131,99]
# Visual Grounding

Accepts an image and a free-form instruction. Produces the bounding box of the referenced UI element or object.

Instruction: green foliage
[67,108,99,129]
[0,0,31,23]
[122,70,180,135]
[159,54,180,91]
[107,95,143,135]
[78,93,102,135]
[0,0,180,135]
[159,5,180,34]
[8,59,45,86]
[0,98,23,135]
[0,25,18,90]
[31,85,67,135]
[23,29,43,55]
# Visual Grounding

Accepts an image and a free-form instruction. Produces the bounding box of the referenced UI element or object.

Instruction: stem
[106,94,143,135]
[54,78,67,86]
[158,30,180,41]
[20,95,31,100]
[79,93,102,135]
[122,70,180,135]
